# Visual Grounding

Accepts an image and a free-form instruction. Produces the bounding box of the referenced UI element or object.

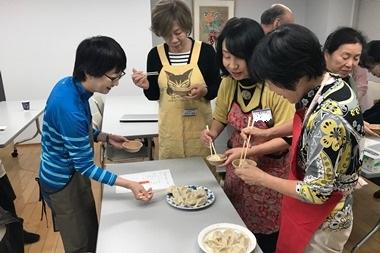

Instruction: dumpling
[168,186,207,207]
[203,228,249,253]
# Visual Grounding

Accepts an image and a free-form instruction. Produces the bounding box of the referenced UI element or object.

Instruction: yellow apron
[157,41,212,159]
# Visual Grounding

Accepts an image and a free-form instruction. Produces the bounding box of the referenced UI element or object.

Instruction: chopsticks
[239,116,254,167]
[206,125,217,155]
[146,71,159,76]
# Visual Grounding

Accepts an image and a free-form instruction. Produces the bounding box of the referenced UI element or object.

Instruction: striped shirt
[39,77,117,190]
[168,51,190,65]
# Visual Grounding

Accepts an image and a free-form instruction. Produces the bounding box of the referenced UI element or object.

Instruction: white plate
[198,223,256,253]
[166,185,215,210]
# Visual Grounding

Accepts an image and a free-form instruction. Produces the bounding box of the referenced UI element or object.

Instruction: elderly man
[260,3,294,34]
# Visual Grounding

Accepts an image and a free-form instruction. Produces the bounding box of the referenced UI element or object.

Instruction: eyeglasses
[104,71,126,82]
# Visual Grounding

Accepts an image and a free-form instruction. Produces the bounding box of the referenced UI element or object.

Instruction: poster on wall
[193,0,235,47]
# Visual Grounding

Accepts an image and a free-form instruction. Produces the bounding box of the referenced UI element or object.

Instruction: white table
[97,157,262,253]
[361,136,380,178]
[102,95,158,160]
[351,136,380,252]
[0,100,45,156]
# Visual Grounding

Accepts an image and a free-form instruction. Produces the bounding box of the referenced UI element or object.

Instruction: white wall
[305,0,356,43]
[152,0,307,46]
[0,0,152,144]
[356,0,380,82]
[152,0,357,45]
[235,0,306,26]
[356,0,380,40]
[2,0,380,144]
[0,0,152,101]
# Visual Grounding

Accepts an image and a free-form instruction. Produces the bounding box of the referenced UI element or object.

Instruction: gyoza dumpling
[229,245,245,253]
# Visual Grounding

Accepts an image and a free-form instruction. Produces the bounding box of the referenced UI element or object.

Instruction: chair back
[0,71,6,101]
[89,94,105,130]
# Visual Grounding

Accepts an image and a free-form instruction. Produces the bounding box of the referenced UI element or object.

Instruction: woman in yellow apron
[132,0,220,159]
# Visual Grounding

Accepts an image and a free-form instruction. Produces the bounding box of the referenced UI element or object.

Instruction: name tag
[251,108,274,127]
[183,109,197,117]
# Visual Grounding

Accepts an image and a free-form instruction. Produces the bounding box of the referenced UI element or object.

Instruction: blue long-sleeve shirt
[39,77,117,190]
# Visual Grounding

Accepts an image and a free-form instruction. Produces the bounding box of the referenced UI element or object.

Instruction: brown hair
[151,0,192,38]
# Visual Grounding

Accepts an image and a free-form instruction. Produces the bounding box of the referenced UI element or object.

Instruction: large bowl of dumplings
[198,223,256,253]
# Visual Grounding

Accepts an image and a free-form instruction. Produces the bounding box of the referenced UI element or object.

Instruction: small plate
[166,185,215,210]
[198,223,256,253]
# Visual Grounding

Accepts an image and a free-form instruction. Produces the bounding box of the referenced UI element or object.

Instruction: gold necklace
[238,82,256,89]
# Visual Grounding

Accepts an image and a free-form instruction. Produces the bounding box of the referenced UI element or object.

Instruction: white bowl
[198,223,256,253]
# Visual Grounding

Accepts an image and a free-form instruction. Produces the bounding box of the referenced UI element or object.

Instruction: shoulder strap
[189,40,202,65]
[157,44,170,66]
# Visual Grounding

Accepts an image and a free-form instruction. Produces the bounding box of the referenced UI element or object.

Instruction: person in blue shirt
[38,36,153,253]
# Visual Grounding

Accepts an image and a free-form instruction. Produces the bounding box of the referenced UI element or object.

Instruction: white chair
[89,94,106,165]
[89,94,105,130]
[0,71,6,102]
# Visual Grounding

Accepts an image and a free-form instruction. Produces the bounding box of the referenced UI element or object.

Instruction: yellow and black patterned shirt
[295,74,364,231]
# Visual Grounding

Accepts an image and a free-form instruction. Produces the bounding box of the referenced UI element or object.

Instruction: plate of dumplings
[198,223,256,253]
[166,185,215,210]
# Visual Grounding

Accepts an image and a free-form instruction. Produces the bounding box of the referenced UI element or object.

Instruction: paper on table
[115,169,175,194]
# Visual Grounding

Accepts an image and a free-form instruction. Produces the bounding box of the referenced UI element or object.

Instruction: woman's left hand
[185,84,207,99]
[234,164,267,186]
[108,134,129,149]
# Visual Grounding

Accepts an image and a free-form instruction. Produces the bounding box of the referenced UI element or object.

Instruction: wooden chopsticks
[206,125,217,155]
[239,116,254,167]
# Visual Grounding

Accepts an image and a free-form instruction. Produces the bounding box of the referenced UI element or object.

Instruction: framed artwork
[193,0,235,46]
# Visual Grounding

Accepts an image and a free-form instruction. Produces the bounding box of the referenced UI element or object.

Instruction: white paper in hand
[116,169,175,193]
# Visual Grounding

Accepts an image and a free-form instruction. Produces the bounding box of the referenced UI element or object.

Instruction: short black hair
[73,36,126,81]
[216,17,264,76]
[250,24,325,91]
[360,40,380,69]
[323,27,366,55]
[261,4,287,25]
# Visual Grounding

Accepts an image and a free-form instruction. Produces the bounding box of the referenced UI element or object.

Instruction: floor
[0,143,379,253]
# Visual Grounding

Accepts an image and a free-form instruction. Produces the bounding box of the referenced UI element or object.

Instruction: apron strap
[189,40,201,65]
[157,44,170,66]
[35,177,49,228]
